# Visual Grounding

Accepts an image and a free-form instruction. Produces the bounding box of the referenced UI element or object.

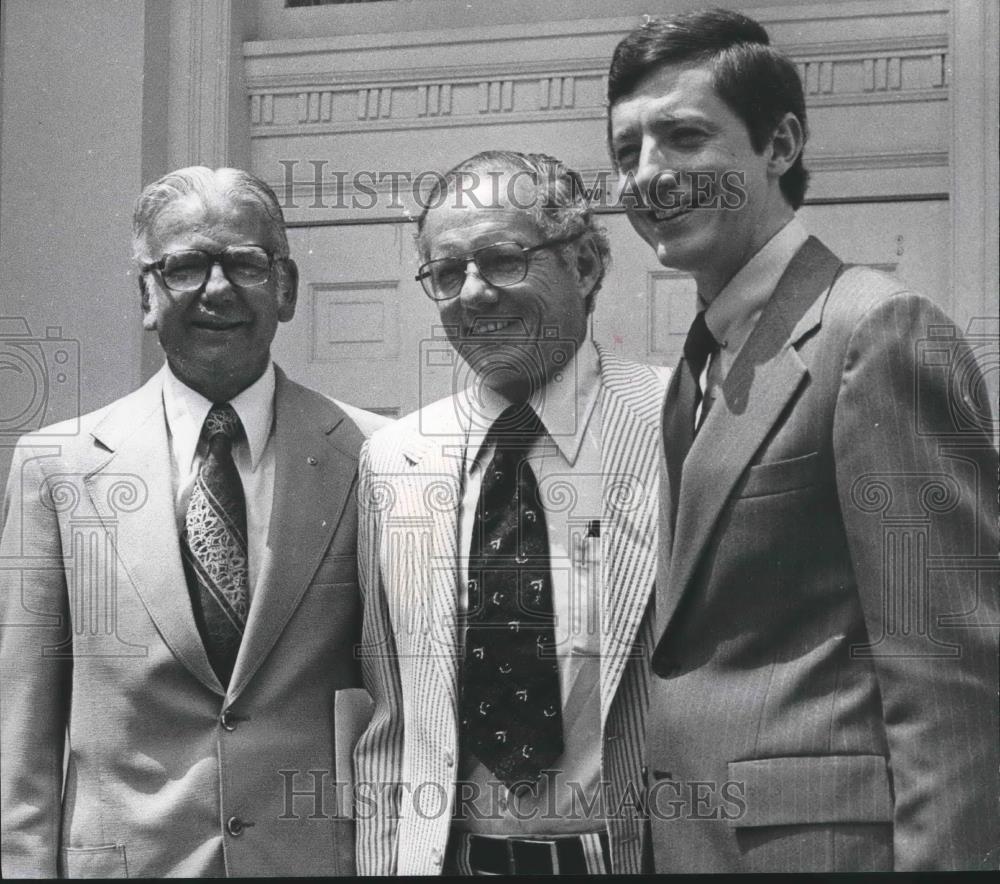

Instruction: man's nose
[632,138,677,190]
[457,259,499,307]
[628,145,682,211]
[200,261,234,300]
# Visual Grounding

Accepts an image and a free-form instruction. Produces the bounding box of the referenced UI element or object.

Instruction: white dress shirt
[453,338,606,834]
[162,361,277,598]
[697,218,809,423]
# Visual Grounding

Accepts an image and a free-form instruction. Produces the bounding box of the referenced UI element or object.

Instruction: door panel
[274,223,425,416]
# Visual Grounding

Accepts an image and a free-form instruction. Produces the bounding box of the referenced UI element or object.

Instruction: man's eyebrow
[611,108,713,144]
[610,122,639,148]
[649,108,713,127]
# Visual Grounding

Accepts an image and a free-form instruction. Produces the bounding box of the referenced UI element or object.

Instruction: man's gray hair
[132,166,289,262]
[416,150,611,314]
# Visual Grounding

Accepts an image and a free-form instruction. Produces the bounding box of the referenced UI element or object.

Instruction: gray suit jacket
[647,237,999,872]
[0,366,387,877]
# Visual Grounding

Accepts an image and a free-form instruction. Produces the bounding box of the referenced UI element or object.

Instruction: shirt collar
[162,360,276,472]
[464,337,601,473]
[703,217,808,353]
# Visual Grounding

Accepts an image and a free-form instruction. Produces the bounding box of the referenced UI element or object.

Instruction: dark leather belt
[457,831,610,875]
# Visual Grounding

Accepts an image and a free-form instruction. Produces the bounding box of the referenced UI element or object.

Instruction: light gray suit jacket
[354,346,669,874]
[0,366,387,877]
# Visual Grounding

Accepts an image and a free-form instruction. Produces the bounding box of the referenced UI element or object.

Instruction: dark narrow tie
[460,403,563,791]
[182,403,249,688]
[662,311,719,530]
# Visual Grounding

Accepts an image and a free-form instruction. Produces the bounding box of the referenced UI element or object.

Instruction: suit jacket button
[227,816,244,837]
[220,710,237,731]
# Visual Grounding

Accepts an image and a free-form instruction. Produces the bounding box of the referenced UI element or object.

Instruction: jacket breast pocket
[60,844,128,878]
[738,451,820,498]
[313,553,358,586]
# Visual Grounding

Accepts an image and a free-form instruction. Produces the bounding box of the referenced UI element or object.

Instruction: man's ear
[139,274,157,330]
[768,112,804,179]
[573,235,603,302]
[276,257,299,322]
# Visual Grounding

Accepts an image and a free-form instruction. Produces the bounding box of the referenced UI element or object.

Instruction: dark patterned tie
[662,310,719,530]
[460,403,563,790]
[182,403,249,687]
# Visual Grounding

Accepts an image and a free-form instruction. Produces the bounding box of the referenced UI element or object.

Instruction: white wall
[0,0,168,481]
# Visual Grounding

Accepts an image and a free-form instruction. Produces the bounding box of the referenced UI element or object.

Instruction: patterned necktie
[460,403,563,790]
[182,403,249,687]
[662,310,719,530]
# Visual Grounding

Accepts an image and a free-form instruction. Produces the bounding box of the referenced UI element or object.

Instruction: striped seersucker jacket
[353,345,669,875]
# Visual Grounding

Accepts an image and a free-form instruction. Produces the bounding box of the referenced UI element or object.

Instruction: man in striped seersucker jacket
[354,150,669,875]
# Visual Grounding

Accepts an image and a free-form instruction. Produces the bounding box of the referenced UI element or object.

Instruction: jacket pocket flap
[60,844,128,878]
[739,451,819,498]
[726,755,892,827]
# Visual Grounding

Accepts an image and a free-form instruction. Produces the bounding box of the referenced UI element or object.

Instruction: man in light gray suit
[607,9,998,873]
[1,167,386,877]
[355,151,669,875]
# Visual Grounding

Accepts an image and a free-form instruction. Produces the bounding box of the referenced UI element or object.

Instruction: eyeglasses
[142,245,276,292]
[415,233,583,301]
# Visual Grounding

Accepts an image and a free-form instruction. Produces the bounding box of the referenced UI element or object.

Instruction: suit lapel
[229,370,359,699]
[422,451,464,708]
[407,404,467,710]
[596,347,668,726]
[84,371,222,693]
[657,369,681,558]
[658,238,843,637]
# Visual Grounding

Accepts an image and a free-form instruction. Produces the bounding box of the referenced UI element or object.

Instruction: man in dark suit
[1,167,385,876]
[606,9,998,872]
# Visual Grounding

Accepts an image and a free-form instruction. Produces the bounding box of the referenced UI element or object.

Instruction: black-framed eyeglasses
[415,233,583,301]
[142,245,277,292]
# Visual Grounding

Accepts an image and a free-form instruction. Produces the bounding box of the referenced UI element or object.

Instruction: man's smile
[189,313,247,331]
[646,203,692,223]
[466,316,527,337]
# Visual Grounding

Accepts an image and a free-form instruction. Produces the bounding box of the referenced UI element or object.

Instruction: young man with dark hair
[607,8,997,874]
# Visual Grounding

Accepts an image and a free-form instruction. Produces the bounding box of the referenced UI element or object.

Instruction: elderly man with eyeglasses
[0,166,386,877]
[354,150,669,876]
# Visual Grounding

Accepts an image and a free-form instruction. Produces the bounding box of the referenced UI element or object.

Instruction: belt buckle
[510,837,559,875]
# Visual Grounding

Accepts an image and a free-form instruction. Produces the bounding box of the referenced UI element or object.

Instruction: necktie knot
[683,311,719,378]
[489,403,544,452]
[203,404,242,444]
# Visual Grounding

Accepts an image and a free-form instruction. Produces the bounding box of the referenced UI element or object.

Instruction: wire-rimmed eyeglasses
[415,233,583,301]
